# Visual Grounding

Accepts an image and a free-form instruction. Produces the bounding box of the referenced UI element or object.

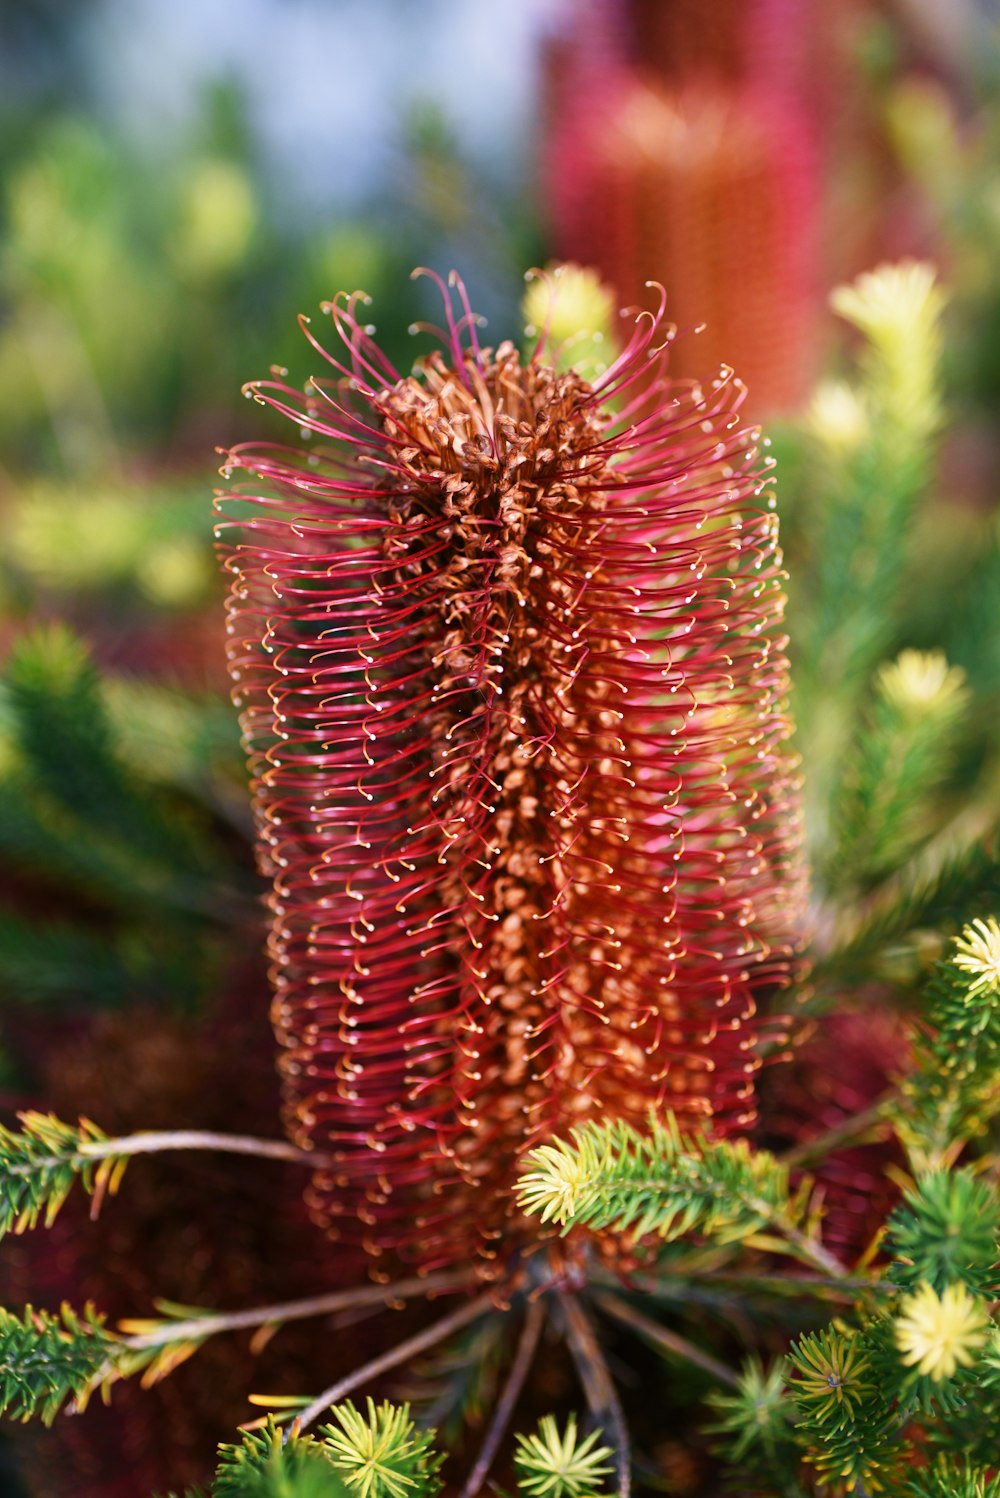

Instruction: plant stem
[560,1292,631,1498]
[614,1269,875,1303]
[77,1129,337,1169]
[778,1093,895,1170]
[593,1291,740,1390]
[294,1290,496,1435]
[459,1297,546,1498]
[771,1214,850,1279]
[120,1272,474,1350]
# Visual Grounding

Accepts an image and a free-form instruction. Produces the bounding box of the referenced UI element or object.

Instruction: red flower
[217,271,805,1278]
[545,74,819,415]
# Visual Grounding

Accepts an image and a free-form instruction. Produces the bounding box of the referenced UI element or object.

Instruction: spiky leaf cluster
[705,1358,804,1491]
[826,650,969,889]
[214,1406,442,1498]
[0,1304,118,1425]
[901,919,1000,1166]
[0,1111,119,1239]
[786,1326,899,1490]
[319,1400,443,1498]
[517,1114,819,1257]
[886,1170,1000,1296]
[794,264,945,737]
[906,1460,1000,1498]
[213,1419,349,1497]
[513,1414,613,1498]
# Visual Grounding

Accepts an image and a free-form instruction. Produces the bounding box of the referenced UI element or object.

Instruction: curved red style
[216,271,805,1278]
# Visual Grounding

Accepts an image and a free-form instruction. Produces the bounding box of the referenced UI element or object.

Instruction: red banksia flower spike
[217,271,805,1281]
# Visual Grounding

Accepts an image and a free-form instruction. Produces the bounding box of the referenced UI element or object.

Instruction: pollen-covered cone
[216,271,805,1277]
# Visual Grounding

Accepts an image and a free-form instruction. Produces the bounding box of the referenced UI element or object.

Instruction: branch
[593,1291,740,1389]
[84,1273,475,1398]
[0,1110,336,1240]
[559,1292,630,1498]
[118,1272,473,1351]
[458,1297,546,1498]
[517,1115,849,1280]
[293,1290,496,1436]
[778,1092,895,1170]
[79,1129,338,1168]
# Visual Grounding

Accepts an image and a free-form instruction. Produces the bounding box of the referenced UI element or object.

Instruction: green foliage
[786,1325,899,1490]
[210,1411,610,1498]
[213,1407,442,1498]
[705,1358,803,1489]
[906,1461,1000,1498]
[213,1420,349,1498]
[900,919,1000,1166]
[787,263,960,895]
[0,1304,116,1425]
[794,264,944,708]
[513,1415,613,1498]
[3,481,215,606]
[886,1170,1000,1296]
[99,676,242,799]
[0,1111,120,1239]
[787,1326,878,1426]
[319,1400,443,1498]
[0,910,140,1009]
[3,624,215,872]
[0,624,247,1022]
[516,1114,824,1263]
[820,830,1000,985]
[826,650,969,889]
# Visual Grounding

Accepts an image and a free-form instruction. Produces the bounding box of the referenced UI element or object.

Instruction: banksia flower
[216,269,804,1278]
[546,77,818,414]
[624,0,816,94]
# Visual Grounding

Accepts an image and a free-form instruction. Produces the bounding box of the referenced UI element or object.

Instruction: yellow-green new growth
[894,1282,990,1381]
[0,1111,121,1239]
[830,259,945,437]
[807,378,870,454]
[321,1398,443,1498]
[788,1327,876,1420]
[514,1414,613,1498]
[516,1114,844,1277]
[521,263,617,379]
[517,1140,591,1226]
[952,917,1000,999]
[877,649,968,721]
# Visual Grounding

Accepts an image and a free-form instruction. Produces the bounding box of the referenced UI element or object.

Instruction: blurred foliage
[0,624,251,1068]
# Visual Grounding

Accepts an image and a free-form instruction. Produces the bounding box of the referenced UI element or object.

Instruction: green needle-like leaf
[0,1304,119,1424]
[0,1111,122,1239]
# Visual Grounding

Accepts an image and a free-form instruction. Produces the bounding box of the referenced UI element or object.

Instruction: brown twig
[778,1091,895,1170]
[459,1297,546,1498]
[559,1291,631,1498]
[593,1290,740,1390]
[120,1272,473,1350]
[294,1289,496,1435]
[77,1128,339,1169]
